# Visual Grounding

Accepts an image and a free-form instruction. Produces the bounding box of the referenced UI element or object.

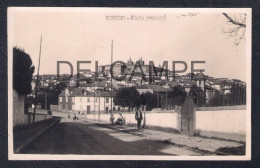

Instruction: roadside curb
[14,118,61,153]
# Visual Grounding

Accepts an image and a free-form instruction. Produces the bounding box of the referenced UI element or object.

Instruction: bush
[13,47,35,95]
[193,129,201,136]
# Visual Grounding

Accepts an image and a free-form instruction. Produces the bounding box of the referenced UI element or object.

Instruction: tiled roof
[58,87,78,97]
[59,87,117,97]
[196,72,205,80]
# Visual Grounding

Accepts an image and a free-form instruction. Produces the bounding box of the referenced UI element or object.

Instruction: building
[98,58,171,83]
[68,79,77,87]
[58,88,121,113]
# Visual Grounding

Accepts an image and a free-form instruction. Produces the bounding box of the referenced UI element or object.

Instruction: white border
[8,7,252,160]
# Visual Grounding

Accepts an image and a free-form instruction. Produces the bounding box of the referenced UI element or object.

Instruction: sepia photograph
[8,8,251,160]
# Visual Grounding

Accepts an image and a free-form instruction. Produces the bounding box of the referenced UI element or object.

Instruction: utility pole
[45,92,47,110]
[94,78,96,119]
[110,40,113,114]
[157,85,159,108]
[166,89,168,110]
[222,91,225,106]
[98,97,100,121]
[95,61,100,121]
[33,35,42,124]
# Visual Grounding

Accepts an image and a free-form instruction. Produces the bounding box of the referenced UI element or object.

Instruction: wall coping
[195,105,246,111]
[28,108,50,115]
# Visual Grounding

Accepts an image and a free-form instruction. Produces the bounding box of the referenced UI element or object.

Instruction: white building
[58,88,121,113]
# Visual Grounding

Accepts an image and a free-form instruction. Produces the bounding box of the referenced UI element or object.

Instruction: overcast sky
[10,8,249,82]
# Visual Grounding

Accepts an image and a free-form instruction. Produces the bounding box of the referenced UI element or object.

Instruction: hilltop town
[29,58,246,114]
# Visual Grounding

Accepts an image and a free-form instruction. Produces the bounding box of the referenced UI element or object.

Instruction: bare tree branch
[223,13,246,28]
[177,12,247,46]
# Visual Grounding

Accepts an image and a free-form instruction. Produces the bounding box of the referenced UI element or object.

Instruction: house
[212,80,235,93]
[58,88,120,113]
[68,79,77,87]
[205,85,220,102]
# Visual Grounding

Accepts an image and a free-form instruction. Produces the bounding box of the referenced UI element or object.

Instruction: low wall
[57,111,180,131]
[50,105,59,111]
[195,105,246,142]
[97,112,179,130]
[28,113,52,123]
[28,108,50,114]
[52,105,247,142]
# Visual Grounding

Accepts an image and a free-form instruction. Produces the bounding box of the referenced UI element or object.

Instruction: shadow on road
[215,144,245,155]
[19,121,201,155]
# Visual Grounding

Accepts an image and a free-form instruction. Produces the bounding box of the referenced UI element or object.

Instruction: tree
[52,82,67,95]
[207,91,225,107]
[140,92,157,111]
[113,87,141,111]
[188,85,206,106]
[13,47,35,95]
[222,13,246,46]
[170,85,187,106]
[230,84,246,105]
[179,13,246,46]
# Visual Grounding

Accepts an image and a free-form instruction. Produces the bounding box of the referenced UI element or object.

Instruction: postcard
[8,7,251,160]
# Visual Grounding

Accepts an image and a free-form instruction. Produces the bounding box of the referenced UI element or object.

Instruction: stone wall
[13,90,52,127]
[13,90,28,127]
[50,104,59,111]
[195,105,246,141]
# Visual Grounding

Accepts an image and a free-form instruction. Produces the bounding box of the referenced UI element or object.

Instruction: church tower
[196,71,206,91]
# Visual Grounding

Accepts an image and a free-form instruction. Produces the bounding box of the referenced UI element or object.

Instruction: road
[20,118,202,155]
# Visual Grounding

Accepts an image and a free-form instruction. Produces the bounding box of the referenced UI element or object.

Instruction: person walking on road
[135,108,143,130]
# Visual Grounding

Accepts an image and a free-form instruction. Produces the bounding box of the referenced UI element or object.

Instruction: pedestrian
[73,114,77,121]
[110,113,115,125]
[135,108,143,130]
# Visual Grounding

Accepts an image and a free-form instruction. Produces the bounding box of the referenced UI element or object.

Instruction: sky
[9,8,249,82]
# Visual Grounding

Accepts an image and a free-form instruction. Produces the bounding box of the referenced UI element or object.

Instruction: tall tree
[170,85,187,106]
[230,84,246,105]
[13,47,35,95]
[188,85,206,106]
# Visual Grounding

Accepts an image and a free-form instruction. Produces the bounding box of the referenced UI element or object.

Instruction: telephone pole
[157,85,159,108]
[33,35,42,124]
[110,40,113,114]
[166,89,168,110]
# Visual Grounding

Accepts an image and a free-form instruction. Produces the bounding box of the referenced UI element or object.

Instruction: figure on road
[110,113,115,125]
[135,108,143,130]
[73,114,79,121]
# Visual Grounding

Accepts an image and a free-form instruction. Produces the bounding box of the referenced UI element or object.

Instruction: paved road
[20,118,201,155]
